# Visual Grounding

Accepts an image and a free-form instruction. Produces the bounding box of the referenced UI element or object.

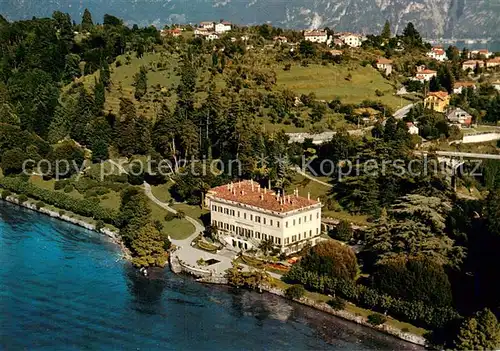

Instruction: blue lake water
[0,201,422,350]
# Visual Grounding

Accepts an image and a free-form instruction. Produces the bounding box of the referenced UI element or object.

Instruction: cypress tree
[81,9,93,31]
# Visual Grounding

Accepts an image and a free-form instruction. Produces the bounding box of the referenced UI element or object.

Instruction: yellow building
[424,91,450,113]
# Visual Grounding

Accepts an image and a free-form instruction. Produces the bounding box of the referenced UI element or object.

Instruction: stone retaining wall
[260,284,427,347]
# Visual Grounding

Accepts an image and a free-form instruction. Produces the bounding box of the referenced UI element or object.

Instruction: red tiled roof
[208,180,319,213]
[419,69,437,74]
[427,91,449,100]
[454,81,476,88]
[377,58,393,64]
[304,30,327,36]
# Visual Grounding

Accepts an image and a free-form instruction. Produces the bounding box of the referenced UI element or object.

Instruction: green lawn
[275,63,402,110]
[172,203,209,226]
[149,201,194,240]
[150,182,173,203]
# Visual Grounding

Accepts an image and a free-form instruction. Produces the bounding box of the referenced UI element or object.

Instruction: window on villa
[250,230,254,238]
[238,211,240,217]
[298,233,301,240]
[285,238,289,245]
[304,216,306,222]
[316,212,319,219]
[298,218,301,224]
[263,218,266,225]
[293,219,296,226]
[244,213,247,219]
[270,219,273,226]
[212,220,217,225]
[256,232,260,239]
[309,230,312,237]
[231,225,235,231]
[310,214,312,221]
[218,221,222,227]
[218,206,222,212]
[316,228,319,235]
[277,238,281,245]
[250,214,253,221]
[212,205,216,211]
[277,222,280,228]
[285,221,288,228]
[256,216,260,223]
[263,233,267,240]
[292,235,296,242]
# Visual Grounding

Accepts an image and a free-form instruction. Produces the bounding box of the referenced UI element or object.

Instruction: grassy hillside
[276,63,403,110]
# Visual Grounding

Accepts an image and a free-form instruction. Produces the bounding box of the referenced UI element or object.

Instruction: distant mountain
[1,0,499,39]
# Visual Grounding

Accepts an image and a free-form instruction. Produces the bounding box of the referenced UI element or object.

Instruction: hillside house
[415,69,437,82]
[329,49,343,56]
[468,49,493,59]
[207,33,220,40]
[161,28,182,37]
[215,21,231,34]
[447,108,472,127]
[338,33,364,48]
[273,36,288,43]
[462,60,484,71]
[194,27,210,37]
[486,57,500,68]
[199,21,214,30]
[424,91,450,113]
[376,58,393,75]
[304,30,329,44]
[453,81,477,94]
[427,47,447,61]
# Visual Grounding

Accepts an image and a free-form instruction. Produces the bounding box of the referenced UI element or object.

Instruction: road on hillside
[393,103,415,120]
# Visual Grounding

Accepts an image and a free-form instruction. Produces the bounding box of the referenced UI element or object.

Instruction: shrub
[328,296,346,311]
[115,59,122,67]
[1,190,11,199]
[367,313,387,326]
[329,220,353,242]
[175,210,185,219]
[59,210,66,216]
[35,201,45,209]
[95,220,105,232]
[18,194,28,203]
[375,89,384,97]
[164,212,175,221]
[63,185,73,193]
[285,284,305,300]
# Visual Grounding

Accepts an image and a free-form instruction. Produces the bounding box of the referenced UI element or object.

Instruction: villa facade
[206,180,322,254]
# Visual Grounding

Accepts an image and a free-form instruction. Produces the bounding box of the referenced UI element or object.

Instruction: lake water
[0,201,422,350]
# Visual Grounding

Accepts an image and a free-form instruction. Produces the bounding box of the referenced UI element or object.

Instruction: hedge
[0,177,118,225]
[284,265,460,330]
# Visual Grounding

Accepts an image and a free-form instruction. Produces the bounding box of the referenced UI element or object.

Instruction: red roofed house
[376,58,393,75]
[427,46,447,61]
[453,81,477,94]
[205,180,322,254]
[486,57,500,69]
[424,91,450,113]
[462,60,485,71]
[304,29,329,44]
[468,49,493,59]
[161,28,182,37]
[415,68,437,82]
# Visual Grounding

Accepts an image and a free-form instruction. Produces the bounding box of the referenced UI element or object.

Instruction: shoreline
[1,195,132,260]
[1,194,426,348]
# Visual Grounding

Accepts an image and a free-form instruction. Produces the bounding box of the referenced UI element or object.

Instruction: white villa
[215,21,232,34]
[338,33,364,48]
[206,180,322,254]
[304,29,329,44]
[427,47,447,61]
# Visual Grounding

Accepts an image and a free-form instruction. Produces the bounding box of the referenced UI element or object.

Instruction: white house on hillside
[200,21,214,30]
[206,180,322,254]
[427,47,447,61]
[338,33,364,48]
[215,21,231,33]
[304,30,329,44]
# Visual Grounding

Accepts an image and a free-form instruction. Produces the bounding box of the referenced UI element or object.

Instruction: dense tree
[133,66,147,100]
[81,9,93,31]
[454,309,500,350]
[371,255,453,307]
[299,240,358,281]
[380,20,391,40]
[1,148,27,175]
